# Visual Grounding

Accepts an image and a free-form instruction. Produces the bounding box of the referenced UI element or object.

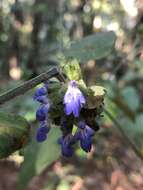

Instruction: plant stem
[104,108,143,161]
[0,67,65,105]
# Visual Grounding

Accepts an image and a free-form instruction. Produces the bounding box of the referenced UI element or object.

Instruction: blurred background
[0,0,143,189]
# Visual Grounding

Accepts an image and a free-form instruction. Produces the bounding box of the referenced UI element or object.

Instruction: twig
[104,108,143,161]
[0,67,65,105]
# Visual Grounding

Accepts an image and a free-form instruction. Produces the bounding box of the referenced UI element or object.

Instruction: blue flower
[75,121,95,152]
[36,104,49,121]
[59,134,75,157]
[64,80,86,118]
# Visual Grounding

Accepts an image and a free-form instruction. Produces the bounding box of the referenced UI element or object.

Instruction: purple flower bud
[64,80,86,118]
[34,95,49,104]
[78,121,86,129]
[59,134,75,157]
[36,131,47,142]
[36,105,49,121]
[80,138,92,152]
[34,87,47,98]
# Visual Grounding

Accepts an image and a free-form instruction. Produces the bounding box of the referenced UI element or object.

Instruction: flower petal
[61,143,74,157]
[80,138,92,152]
[65,102,73,115]
[78,93,86,105]
[63,80,86,117]
[85,127,94,137]
[75,122,95,152]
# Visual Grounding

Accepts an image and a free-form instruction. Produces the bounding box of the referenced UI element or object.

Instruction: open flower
[75,121,95,152]
[64,80,86,117]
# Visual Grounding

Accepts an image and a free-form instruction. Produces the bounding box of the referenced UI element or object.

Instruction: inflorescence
[34,80,99,157]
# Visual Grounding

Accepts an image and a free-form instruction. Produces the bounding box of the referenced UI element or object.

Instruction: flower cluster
[33,84,50,142]
[34,80,97,157]
[59,80,96,156]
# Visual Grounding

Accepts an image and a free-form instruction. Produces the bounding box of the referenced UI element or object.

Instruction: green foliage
[120,87,139,112]
[121,114,143,146]
[63,59,83,81]
[110,85,140,121]
[87,85,106,109]
[0,112,30,158]
[64,31,116,62]
[18,127,61,190]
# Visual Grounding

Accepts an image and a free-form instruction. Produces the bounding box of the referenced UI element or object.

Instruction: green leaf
[121,114,143,147]
[121,87,139,111]
[18,127,61,190]
[0,112,30,159]
[86,85,106,109]
[111,96,136,121]
[64,31,116,62]
[111,87,139,121]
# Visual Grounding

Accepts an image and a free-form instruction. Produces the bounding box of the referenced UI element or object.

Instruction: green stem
[104,108,143,161]
[0,67,65,105]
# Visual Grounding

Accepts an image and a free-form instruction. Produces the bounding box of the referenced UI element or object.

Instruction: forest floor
[0,129,143,190]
